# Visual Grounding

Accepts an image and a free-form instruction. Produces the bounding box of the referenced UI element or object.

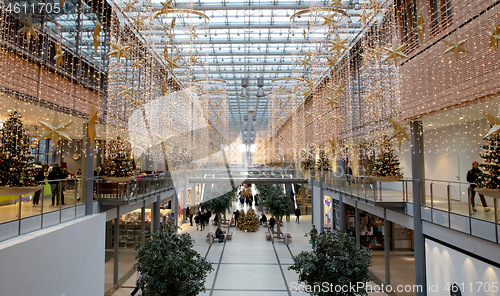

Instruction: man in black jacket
[467,161,490,212]
[295,207,301,223]
[48,163,65,206]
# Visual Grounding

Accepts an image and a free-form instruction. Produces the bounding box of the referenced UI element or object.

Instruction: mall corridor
[109,202,414,296]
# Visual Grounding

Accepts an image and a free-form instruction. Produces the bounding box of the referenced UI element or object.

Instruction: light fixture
[241,87,249,97]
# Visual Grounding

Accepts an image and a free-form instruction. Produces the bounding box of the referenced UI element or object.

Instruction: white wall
[426,238,500,296]
[312,185,322,228]
[0,214,106,296]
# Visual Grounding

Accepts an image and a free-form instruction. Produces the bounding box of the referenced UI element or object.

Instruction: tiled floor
[111,202,416,296]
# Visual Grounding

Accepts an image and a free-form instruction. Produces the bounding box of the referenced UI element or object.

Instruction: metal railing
[93,173,175,203]
[322,172,500,244]
[0,178,86,243]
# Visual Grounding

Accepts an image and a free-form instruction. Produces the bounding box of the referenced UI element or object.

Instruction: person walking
[233,210,240,227]
[269,216,276,231]
[260,213,267,225]
[130,271,142,296]
[32,161,44,206]
[467,161,490,212]
[285,211,290,222]
[295,207,301,223]
[189,212,193,226]
[310,225,318,249]
[195,213,200,230]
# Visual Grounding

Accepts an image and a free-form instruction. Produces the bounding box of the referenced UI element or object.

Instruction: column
[141,201,145,244]
[152,194,161,232]
[82,123,94,216]
[113,207,119,289]
[355,201,360,248]
[173,192,179,226]
[410,120,426,296]
[339,194,346,231]
[319,173,325,230]
[384,208,391,286]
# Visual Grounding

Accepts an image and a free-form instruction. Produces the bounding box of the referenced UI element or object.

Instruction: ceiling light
[241,88,249,97]
[256,87,265,97]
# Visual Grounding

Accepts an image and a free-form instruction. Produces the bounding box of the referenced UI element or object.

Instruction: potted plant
[135,223,213,296]
[289,231,372,296]
[256,183,291,236]
[202,183,233,225]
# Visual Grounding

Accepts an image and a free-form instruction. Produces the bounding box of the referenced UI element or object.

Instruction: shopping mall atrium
[0,0,500,295]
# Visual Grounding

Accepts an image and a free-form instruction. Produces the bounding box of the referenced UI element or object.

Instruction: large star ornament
[388,116,410,151]
[482,112,500,138]
[443,33,469,61]
[108,38,130,63]
[19,15,40,44]
[93,22,100,53]
[328,33,348,56]
[487,20,500,51]
[87,104,98,148]
[383,40,408,66]
[39,113,74,148]
[54,43,64,68]
[417,13,425,43]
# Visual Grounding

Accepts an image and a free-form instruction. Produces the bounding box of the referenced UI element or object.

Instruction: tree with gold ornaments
[236,209,246,230]
[476,134,500,189]
[102,137,134,177]
[371,135,402,177]
[0,111,36,187]
[238,208,259,232]
[316,148,330,172]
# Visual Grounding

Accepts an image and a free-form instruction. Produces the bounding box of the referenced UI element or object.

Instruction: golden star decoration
[123,0,138,11]
[131,59,142,69]
[119,85,133,97]
[303,29,307,40]
[328,83,345,96]
[299,56,311,70]
[39,113,74,149]
[163,45,180,71]
[330,0,343,8]
[328,33,348,56]
[326,96,339,109]
[301,148,314,158]
[388,116,410,151]
[305,111,314,123]
[131,95,143,107]
[383,40,408,66]
[131,13,148,32]
[369,46,385,60]
[54,43,64,68]
[166,30,175,39]
[108,39,130,63]
[329,136,338,155]
[19,15,40,44]
[87,104,98,148]
[321,13,338,30]
[160,0,174,11]
[92,21,100,53]
[443,33,469,61]
[189,50,199,65]
[359,10,372,26]
[369,0,382,16]
[482,112,500,138]
[154,133,174,148]
[487,20,500,51]
[417,13,425,43]
[304,49,314,59]
[168,101,176,110]
[326,56,338,68]
[278,116,286,126]
[329,114,342,122]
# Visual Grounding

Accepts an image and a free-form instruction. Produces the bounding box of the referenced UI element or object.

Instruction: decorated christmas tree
[0,111,35,187]
[102,137,134,177]
[371,135,403,177]
[477,134,500,189]
[316,148,330,172]
[238,208,259,232]
[301,148,314,170]
[236,209,246,230]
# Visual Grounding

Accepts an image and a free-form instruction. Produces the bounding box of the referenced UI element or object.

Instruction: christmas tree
[102,137,134,177]
[301,149,314,170]
[371,135,403,177]
[0,111,35,187]
[236,209,246,230]
[477,134,500,189]
[316,148,330,172]
[238,208,259,232]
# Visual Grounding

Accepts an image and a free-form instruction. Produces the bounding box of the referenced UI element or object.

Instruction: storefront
[324,196,333,231]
